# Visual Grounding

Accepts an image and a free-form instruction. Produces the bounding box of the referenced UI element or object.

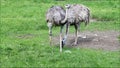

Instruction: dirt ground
[52,31,120,51]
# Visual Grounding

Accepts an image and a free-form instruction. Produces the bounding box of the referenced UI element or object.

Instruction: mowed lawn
[0,0,120,67]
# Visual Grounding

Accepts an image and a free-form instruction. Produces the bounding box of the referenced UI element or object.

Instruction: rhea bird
[46,6,66,52]
[62,4,90,46]
[46,4,90,52]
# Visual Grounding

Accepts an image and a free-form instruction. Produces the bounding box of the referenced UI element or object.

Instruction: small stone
[78,35,87,38]
[94,34,98,36]
[82,35,87,38]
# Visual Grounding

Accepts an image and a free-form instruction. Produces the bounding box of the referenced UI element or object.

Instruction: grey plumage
[46,6,66,26]
[63,4,90,25]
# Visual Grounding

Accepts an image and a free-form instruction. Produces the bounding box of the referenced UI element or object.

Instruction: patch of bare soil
[52,31,120,51]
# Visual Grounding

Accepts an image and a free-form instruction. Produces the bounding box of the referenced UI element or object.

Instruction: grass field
[0,0,120,67]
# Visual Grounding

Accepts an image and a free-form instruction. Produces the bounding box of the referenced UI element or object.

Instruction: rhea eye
[46,20,49,22]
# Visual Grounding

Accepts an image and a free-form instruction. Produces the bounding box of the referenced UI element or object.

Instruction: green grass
[0,0,120,67]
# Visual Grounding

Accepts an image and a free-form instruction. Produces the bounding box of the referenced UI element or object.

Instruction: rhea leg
[47,23,52,45]
[60,25,64,52]
[74,23,80,46]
